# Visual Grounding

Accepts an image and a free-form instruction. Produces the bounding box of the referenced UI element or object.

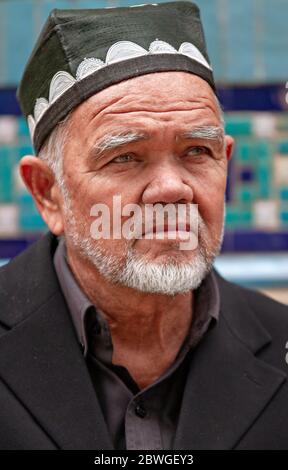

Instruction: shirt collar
[53,236,94,355]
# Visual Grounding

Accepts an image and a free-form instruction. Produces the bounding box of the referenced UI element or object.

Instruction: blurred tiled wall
[0,116,45,235]
[225,113,288,231]
[1,111,288,240]
[1,0,288,85]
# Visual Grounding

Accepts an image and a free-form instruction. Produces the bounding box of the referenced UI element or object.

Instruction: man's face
[60,72,233,294]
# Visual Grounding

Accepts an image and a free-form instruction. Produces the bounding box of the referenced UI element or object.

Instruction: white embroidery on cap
[27,114,36,140]
[129,3,158,7]
[28,39,212,142]
[49,71,76,103]
[106,41,148,65]
[34,97,49,122]
[149,39,177,54]
[179,42,212,70]
[76,57,105,80]
[106,3,158,8]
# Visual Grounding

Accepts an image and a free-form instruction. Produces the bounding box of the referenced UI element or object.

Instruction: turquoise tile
[262,0,288,81]
[0,146,9,160]
[226,203,252,229]
[18,189,46,231]
[225,121,252,137]
[18,117,30,137]
[238,210,252,228]
[16,192,34,206]
[18,145,34,158]
[225,204,243,226]
[279,188,288,200]
[235,185,256,204]
[0,167,13,201]
[258,185,271,200]
[278,141,288,155]
[19,213,47,232]
[280,212,288,225]
[255,141,270,158]
[3,1,34,84]
[236,142,252,162]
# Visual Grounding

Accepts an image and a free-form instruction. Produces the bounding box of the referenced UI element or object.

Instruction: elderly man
[0,1,287,451]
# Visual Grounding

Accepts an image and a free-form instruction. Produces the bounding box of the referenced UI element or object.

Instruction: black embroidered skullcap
[17,1,215,153]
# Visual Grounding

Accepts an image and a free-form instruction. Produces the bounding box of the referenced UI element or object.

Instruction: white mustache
[126,207,200,240]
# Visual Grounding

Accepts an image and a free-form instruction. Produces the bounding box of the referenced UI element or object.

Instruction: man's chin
[117,253,211,296]
[64,233,213,295]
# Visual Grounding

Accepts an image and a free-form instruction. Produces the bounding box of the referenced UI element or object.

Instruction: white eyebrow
[89,126,224,161]
[89,131,148,160]
[179,126,224,143]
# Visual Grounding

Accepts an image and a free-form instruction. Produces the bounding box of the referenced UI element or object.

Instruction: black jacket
[0,232,287,450]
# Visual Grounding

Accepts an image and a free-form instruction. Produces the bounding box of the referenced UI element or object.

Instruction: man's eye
[112,154,134,163]
[186,146,211,157]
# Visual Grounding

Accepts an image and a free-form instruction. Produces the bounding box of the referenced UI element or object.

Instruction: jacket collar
[0,231,61,329]
[173,272,286,449]
[0,232,113,449]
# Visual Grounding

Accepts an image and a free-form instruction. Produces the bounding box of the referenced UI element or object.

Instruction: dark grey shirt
[53,237,220,450]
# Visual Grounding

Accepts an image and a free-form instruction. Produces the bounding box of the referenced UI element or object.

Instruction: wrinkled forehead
[72,72,220,124]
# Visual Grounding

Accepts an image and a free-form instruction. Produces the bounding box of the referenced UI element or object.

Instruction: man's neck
[66,246,193,389]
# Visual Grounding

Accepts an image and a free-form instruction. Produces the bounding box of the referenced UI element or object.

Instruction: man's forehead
[75,72,218,119]
[71,109,222,149]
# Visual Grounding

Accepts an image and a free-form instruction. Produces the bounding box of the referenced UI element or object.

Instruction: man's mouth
[143,222,193,240]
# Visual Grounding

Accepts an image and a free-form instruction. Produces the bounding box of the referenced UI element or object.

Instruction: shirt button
[135,403,147,418]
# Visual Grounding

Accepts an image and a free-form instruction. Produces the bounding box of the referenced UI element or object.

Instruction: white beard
[62,187,225,296]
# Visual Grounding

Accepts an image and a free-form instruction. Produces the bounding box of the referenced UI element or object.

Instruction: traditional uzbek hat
[17,1,215,153]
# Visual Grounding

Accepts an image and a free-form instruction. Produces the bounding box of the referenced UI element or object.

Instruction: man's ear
[224,135,234,161]
[19,155,64,235]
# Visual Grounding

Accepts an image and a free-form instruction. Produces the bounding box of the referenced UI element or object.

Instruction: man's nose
[141,164,194,205]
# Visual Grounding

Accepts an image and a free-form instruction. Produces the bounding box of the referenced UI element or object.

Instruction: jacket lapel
[0,232,113,449]
[173,272,287,450]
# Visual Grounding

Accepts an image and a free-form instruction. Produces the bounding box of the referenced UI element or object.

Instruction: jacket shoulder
[0,232,60,328]
[225,276,288,325]
[215,270,288,359]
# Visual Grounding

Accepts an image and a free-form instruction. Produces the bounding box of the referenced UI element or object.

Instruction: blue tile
[0,236,41,258]
[222,231,288,252]
[240,168,254,182]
